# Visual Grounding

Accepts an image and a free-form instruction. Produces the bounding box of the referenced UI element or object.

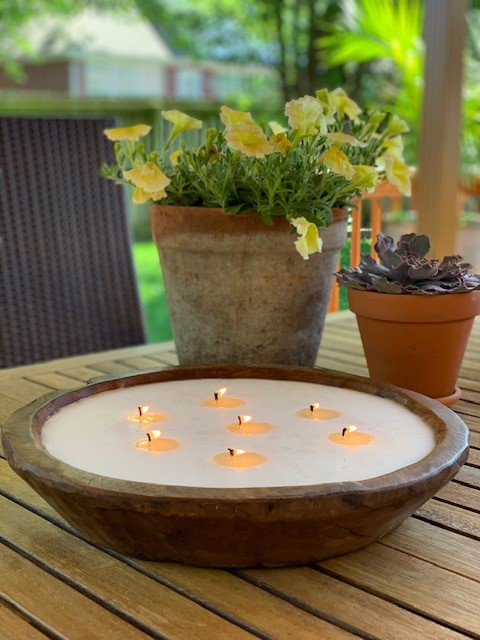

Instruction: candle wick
[214,392,219,402]
[228,448,235,457]
[237,416,242,426]
[138,406,142,416]
[146,432,152,442]
[310,405,315,413]
[342,427,347,437]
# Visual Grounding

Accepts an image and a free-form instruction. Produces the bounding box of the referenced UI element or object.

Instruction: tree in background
[318,0,480,177]
[318,0,423,162]
[2,0,347,104]
[0,0,132,79]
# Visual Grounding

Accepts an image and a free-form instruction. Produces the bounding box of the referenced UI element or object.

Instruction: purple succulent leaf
[378,248,404,270]
[360,254,391,275]
[372,277,403,294]
[388,261,412,281]
[407,262,439,282]
[373,234,395,260]
[396,233,418,256]
[409,234,430,259]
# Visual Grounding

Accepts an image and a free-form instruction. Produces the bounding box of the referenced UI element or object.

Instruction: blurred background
[2,0,480,341]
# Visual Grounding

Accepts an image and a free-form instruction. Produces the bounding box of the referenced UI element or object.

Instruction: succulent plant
[335,233,480,294]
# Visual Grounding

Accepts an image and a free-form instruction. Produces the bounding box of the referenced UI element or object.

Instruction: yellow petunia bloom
[328,88,362,121]
[268,121,288,135]
[284,96,326,135]
[104,124,152,142]
[320,147,355,180]
[161,110,202,140]
[225,123,275,158]
[133,186,168,204]
[352,165,379,191]
[269,132,291,155]
[169,149,183,165]
[382,154,411,195]
[315,89,335,124]
[220,106,254,126]
[123,162,171,194]
[326,132,366,147]
[291,217,323,260]
[384,114,409,136]
[382,136,404,159]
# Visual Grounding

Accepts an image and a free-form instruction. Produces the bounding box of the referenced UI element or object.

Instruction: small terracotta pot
[150,206,348,366]
[348,289,480,403]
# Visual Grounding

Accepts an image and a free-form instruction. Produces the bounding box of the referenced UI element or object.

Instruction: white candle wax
[41,378,436,488]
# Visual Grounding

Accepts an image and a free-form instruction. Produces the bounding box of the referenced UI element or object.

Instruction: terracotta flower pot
[150,206,348,366]
[348,288,480,404]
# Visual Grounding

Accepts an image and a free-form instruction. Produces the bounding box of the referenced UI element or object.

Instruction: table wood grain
[1,312,479,640]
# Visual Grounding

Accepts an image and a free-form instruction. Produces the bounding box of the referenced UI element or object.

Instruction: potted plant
[103,89,411,366]
[335,233,480,405]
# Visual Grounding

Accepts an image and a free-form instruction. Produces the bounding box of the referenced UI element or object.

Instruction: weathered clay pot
[348,288,480,404]
[150,206,348,366]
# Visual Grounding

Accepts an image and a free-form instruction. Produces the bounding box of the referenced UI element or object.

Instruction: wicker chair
[0,117,146,368]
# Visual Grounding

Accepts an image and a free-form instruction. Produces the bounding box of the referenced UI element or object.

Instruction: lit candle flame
[214,387,227,402]
[228,448,246,457]
[138,405,150,416]
[146,429,162,442]
[310,403,320,412]
[237,415,252,426]
[342,424,358,437]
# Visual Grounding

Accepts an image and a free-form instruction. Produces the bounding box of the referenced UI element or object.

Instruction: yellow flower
[352,165,379,191]
[220,106,254,126]
[315,89,335,124]
[269,132,291,155]
[104,124,152,142]
[225,123,275,157]
[291,217,323,260]
[169,149,183,165]
[384,114,409,136]
[284,96,326,135]
[382,136,404,159]
[325,132,366,147]
[328,88,362,121]
[382,154,411,195]
[268,121,287,135]
[132,186,168,204]
[320,147,355,180]
[161,110,202,140]
[123,162,171,195]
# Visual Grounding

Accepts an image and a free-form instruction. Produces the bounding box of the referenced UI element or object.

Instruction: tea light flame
[214,387,227,402]
[310,403,320,412]
[342,425,358,437]
[139,405,150,416]
[228,448,246,457]
[237,415,252,426]
[146,430,162,442]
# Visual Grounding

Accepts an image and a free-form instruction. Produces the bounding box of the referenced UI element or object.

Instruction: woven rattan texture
[0,117,145,367]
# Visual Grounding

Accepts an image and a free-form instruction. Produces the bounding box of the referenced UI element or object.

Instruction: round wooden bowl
[2,365,469,568]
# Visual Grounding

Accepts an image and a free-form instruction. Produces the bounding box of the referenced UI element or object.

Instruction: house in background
[0,10,280,104]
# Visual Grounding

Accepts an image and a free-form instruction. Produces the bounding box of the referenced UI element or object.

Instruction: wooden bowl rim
[2,364,469,502]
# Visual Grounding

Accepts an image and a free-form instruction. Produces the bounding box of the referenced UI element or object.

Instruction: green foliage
[319,0,423,162]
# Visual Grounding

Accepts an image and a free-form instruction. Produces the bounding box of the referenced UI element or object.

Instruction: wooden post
[416,0,467,258]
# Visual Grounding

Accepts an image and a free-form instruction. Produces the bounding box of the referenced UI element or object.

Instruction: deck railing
[327,182,405,313]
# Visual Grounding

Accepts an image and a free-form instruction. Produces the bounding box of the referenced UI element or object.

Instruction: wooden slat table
[1,312,479,640]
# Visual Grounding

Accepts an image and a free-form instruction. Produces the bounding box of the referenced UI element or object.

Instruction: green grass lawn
[132,242,173,343]
[133,237,371,343]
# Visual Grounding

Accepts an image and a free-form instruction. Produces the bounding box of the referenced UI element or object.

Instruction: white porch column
[416,0,467,258]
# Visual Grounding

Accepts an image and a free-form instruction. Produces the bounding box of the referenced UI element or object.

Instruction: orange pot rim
[347,288,480,323]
